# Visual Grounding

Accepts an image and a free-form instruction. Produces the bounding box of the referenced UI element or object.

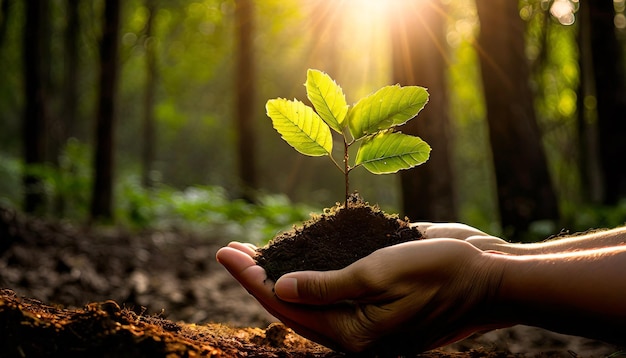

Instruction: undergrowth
[0,141,312,244]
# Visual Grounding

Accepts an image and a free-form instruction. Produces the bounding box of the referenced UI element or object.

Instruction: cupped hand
[217,239,505,354]
[215,242,351,350]
[415,222,510,252]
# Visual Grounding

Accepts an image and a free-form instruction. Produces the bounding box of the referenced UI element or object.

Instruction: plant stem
[344,139,349,209]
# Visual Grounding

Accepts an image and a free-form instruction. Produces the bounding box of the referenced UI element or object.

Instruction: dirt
[256,195,422,282]
[0,206,621,357]
[0,289,336,357]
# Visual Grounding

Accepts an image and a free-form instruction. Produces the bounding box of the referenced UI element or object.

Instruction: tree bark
[22,0,48,214]
[475,0,559,239]
[234,0,257,202]
[90,0,120,222]
[390,0,457,221]
[588,1,626,204]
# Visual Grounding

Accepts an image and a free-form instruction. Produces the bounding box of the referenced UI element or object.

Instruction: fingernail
[275,277,299,300]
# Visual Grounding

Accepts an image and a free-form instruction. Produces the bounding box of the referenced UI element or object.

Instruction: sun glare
[550,0,578,25]
[304,0,439,100]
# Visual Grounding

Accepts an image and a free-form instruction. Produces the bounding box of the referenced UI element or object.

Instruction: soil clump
[256,195,422,282]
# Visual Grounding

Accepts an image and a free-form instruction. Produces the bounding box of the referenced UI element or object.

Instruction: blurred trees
[61,0,80,144]
[587,1,626,205]
[2,0,626,237]
[21,0,49,214]
[0,0,10,47]
[91,0,120,221]
[390,0,457,222]
[476,0,559,238]
[234,0,257,201]
[141,0,157,189]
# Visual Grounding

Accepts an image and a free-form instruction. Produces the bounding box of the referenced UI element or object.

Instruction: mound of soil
[256,195,422,281]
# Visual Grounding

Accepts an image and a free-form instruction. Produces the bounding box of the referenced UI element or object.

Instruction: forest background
[1,0,625,243]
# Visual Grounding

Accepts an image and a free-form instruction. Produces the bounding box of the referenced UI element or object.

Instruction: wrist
[469,251,517,329]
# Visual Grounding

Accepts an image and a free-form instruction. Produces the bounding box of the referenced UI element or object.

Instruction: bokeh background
[1,0,625,242]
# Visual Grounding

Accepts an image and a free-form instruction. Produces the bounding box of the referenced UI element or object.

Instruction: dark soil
[0,289,336,357]
[256,195,422,282]
[0,206,620,357]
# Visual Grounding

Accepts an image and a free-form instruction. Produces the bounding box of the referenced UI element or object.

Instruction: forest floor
[0,207,622,357]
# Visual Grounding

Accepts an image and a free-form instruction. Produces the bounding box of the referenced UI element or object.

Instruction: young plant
[266,69,431,209]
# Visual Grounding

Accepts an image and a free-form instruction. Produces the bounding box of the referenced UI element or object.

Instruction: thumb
[274,270,361,305]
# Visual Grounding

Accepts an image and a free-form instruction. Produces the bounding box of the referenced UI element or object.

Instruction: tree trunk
[234,0,257,202]
[576,2,603,203]
[390,0,457,221]
[90,0,120,222]
[62,0,80,141]
[588,1,626,204]
[51,0,81,217]
[141,0,157,189]
[0,0,12,49]
[22,0,48,214]
[475,0,559,239]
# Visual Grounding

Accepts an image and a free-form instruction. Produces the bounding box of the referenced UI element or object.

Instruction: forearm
[489,246,626,345]
[480,226,626,255]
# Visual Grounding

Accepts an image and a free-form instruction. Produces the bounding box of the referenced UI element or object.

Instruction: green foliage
[266,98,333,157]
[116,178,312,243]
[0,154,22,208]
[562,200,626,233]
[0,139,93,218]
[348,84,429,140]
[0,134,311,243]
[266,69,431,205]
[305,69,349,134]
[355,131,432,174]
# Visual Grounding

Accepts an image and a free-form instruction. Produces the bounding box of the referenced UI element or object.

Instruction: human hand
[217,239,505,354]
[415,222,510,252]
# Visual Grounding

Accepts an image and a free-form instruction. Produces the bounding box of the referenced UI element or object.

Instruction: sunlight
[549,0,578,25]
[343,0,391,16]
[304,0,441,101]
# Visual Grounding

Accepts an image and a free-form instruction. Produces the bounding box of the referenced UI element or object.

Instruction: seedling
[266,69,431,208]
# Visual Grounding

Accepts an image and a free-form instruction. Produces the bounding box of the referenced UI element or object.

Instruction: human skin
[417,222,626,254]
[216,224,626,353]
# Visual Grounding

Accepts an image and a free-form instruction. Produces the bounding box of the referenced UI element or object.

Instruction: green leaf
[348,85,429,140]
[355,131,431,174]
[266,98,333,157]
[305,69,349,134]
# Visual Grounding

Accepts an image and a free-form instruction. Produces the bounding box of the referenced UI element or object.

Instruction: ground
[0,207,621,357]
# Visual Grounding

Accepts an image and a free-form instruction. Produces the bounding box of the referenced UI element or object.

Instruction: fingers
[465,235,523,254]
[215,246,264,284]
[226,241,258,257]
[465,235,508,248]
[275,269,364,304]
[222,242,371,306]
[216,245,352,350]
[414,222,489,240]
